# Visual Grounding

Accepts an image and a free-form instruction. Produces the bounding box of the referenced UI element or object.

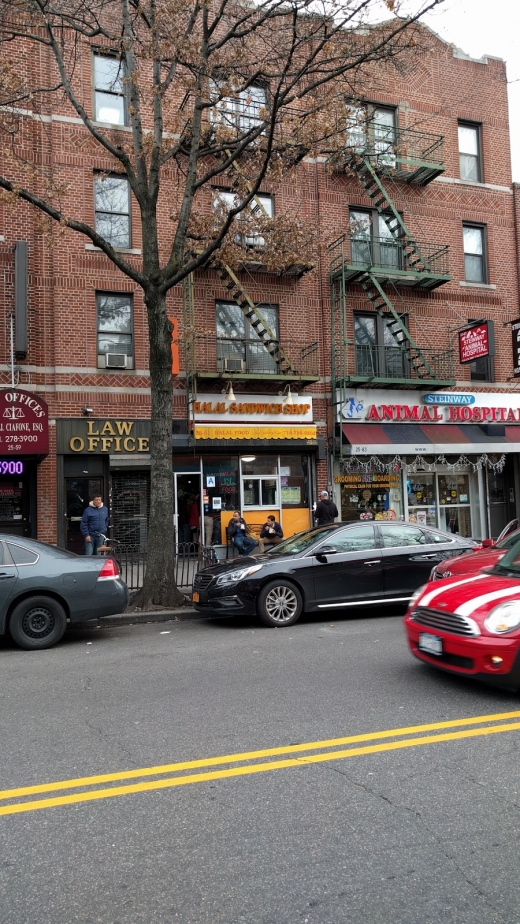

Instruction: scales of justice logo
[3,407,25,420]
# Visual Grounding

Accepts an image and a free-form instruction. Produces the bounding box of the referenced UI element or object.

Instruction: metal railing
[353,344,454,381]
[331,123,445,171]
[116,543,217,593]
[332,233,449,278]
[190,334,320,379]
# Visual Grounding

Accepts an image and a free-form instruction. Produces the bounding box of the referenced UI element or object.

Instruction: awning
[341,423,520,455]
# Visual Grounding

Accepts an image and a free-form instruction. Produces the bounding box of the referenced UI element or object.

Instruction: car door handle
[0,573,16,579]
[363,560,381,566]
[410,554,439,561]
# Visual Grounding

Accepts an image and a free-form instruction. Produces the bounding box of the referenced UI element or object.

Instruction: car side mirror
[481,539,495,548]
[316,546,337,562]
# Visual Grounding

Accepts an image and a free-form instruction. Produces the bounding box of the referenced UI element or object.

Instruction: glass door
[65,476,103,553]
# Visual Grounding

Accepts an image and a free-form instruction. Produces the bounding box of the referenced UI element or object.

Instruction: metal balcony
[329,233,450,291]
[329,124,445,186]
[190,335,320,385]
[338,344,455,388]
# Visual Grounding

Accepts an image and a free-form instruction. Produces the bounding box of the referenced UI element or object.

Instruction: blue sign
[423,394,475,406]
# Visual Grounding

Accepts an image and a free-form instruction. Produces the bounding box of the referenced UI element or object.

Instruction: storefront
[191,393,318,545]
[56,396,319,552]
[0,389,49,537]
[337,390,520,540]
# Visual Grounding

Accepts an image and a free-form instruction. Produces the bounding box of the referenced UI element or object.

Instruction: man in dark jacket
[314,490,338,526]
[258,516,284,553]
[80,494,109,555]
[227,511,257,557]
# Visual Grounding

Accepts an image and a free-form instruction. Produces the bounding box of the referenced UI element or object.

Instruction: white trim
[317,596,411,609]
[85,244,142,255]
[459,281,496,290]
[434,175,512,194]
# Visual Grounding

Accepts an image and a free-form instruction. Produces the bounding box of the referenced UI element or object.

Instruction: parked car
[0,535,128,650]
[404,536,520,690]
[192,521,477,628]
[430,527,520,581]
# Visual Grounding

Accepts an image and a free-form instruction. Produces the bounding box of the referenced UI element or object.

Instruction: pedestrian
[227,511,257,556]
[80,493,109,555]
[258,515,284,553]
[314,490,338,526]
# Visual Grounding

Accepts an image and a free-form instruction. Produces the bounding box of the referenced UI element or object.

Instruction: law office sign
[458,322,492,364]
[511,319,520,377]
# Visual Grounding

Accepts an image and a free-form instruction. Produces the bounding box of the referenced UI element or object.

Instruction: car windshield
[496,530,520,550]
[264,526,338,557]
[492,537,520,575]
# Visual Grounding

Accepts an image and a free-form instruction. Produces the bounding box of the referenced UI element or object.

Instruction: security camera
[82,406,94,415]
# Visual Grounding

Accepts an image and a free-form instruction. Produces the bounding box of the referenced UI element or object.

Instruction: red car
[430,520,520,582]
[404,537,520,690]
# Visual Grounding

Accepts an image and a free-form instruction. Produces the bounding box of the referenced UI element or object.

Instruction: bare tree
[0,0,444,606]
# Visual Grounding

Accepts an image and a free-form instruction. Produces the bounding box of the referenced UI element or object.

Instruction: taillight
[97,558,119,580]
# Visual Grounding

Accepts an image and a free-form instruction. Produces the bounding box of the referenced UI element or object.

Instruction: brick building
[1,23,520,549]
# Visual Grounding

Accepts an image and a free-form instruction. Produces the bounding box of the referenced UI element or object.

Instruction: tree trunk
[133,286,186,609]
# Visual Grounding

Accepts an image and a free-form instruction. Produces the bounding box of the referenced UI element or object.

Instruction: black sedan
[0,535,128,650]
[192,521,477,627]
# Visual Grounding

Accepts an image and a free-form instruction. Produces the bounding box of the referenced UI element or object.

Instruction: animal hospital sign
[340,390,520,424]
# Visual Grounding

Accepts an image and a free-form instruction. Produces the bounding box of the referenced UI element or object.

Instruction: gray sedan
[0,535,128,650]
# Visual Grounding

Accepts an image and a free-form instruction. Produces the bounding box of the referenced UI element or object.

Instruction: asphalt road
[2,609,520,924]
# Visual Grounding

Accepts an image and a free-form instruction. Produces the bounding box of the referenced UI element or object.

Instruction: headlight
[484,601,520,634]
[215,564,264,586]
[408,584,426,608]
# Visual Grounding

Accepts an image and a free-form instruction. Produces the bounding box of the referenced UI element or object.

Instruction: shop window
[242,456,278,508]
[350,209,401,271]
[202,457,239,541]
[94,174,131,248]
[458,122,482,182]
[463,224,487,283]
[111,471,150,553]
[279,455,309,508]
[216,300,278,375]
[213,190,273,248]
[96,293,133,369]
[354,313,408,379]
[339,472,403,521]
[93,52,127,125]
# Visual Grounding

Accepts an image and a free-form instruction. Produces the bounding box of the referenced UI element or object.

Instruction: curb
[79,607,202,629]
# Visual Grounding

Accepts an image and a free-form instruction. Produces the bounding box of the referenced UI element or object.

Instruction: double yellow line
[2,710,520,817]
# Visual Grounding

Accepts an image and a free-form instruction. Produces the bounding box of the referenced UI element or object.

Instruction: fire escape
[328,121,455,456]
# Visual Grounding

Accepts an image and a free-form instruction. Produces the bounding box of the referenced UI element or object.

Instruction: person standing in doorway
[314,490,338,526]
[80,494,109,555]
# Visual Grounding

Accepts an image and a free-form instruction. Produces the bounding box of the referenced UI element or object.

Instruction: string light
[340,453,507,474]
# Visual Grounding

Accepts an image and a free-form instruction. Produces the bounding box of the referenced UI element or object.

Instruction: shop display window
[407,473,437,528]
[338,472,402,521]
[279,455,309,508]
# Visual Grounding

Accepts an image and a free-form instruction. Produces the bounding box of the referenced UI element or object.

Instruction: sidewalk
[85,604,202,629]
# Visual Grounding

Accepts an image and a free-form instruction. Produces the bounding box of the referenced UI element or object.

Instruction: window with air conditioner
[213,190,273,248]
[94,174,131,248]
[93,52,127,126]
[216,300,278,375]
[97,293,134,369]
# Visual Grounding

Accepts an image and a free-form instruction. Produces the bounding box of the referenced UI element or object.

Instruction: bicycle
[96,533,123,573]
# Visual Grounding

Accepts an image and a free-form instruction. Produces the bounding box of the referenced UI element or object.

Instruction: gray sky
[421,0,520,181]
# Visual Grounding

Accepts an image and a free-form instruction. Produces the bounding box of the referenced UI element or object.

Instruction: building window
[468,319,494,382]
[458,122,482,182]
[97,293,133,368]
[354,313,408,379]
[463,224,487,283]
[216,301,278,374]
[346,104,396,167]
[93,53,127,125]
[214,190,273,247]
[211,83,267,133]
[349,209,400,270]
[94,175,130,248]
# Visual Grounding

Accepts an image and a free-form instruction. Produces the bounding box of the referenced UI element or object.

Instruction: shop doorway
[65,476,103,554]
[173,472,201,546]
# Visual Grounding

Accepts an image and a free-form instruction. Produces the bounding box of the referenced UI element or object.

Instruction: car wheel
[257,580,303,627]
[8,596,67,650]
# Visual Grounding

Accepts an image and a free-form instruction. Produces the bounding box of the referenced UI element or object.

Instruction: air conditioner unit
[222,357,246,373]
[105,353,129,369]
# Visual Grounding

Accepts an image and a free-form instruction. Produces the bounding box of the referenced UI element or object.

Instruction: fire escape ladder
[352,157,432,274]
[213,262,296,374]
[359,273,434,380]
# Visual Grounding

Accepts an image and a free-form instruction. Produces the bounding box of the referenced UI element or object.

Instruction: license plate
[418,632,443,656]
[192,592,199,603]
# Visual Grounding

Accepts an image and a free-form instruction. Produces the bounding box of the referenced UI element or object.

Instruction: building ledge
[459,281,497,290]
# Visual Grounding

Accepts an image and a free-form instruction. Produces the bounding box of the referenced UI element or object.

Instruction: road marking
[2,710,520,816]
